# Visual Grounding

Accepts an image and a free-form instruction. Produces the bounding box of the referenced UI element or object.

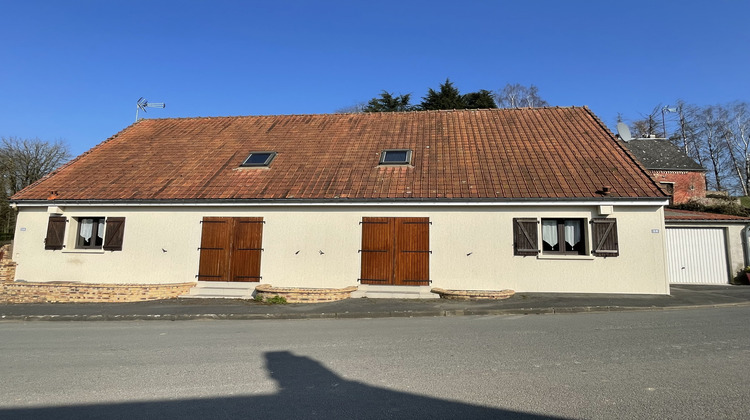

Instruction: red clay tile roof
[664,209,750,222]
[12,107,666,202]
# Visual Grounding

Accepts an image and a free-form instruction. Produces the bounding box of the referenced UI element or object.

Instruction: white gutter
[14,200,670,208]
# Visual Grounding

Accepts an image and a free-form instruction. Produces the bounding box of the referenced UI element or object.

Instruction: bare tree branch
[0,137,71,236]
[495,84,549,108]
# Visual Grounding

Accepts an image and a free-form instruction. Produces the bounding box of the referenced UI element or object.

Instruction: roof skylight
[241,151,276,167]
[380,149,412,165]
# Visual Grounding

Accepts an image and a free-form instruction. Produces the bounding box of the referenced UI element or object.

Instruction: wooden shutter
[230,217,264,282]
[197,217,232,281]
[44,216,67,250]
[103,217,126,251]
[513,218,539,256]
[395,218,430,286]
[359,218,394,285]
[591,218,619,257]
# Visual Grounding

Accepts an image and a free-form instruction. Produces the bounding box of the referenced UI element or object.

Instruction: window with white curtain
[541,219,585,255]
[76,217,105,249]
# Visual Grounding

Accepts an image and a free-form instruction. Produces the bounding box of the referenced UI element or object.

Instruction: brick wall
[0,281,196,303]
[651,170,706,205]
[0,243,195,303]
[0,244,16,283]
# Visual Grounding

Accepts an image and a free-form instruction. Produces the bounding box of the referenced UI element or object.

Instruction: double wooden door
[197,217,263,282]
[359,217,430,286]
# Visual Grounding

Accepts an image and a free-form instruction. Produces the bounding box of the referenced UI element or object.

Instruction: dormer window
[241,151,276,167]
[380,149,412,165]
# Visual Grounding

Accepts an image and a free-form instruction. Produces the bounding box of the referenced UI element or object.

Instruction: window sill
[61,248,106,255]
[537,254,595,261]
[376,164,414,168]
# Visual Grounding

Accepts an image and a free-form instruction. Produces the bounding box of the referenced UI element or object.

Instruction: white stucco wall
[12,203,669,294]
[731,224,750,274]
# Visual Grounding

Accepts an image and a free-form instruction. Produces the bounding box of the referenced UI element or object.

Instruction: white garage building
[665,209,750,284]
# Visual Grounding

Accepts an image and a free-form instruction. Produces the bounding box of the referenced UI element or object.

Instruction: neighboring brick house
[623,139,706,205]
[10,107,671,297]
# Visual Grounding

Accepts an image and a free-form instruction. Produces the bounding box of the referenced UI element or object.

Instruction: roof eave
[647,167,707,172]
[665,218,750,223]
[12,197,670,207]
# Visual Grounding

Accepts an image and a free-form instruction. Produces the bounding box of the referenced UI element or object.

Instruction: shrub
[265,295,287,304]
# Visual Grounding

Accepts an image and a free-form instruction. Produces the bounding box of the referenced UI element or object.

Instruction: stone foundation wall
[0,244,16,283]
[430,287,515,300]
[0,281,196,303]
[254,284,357,303]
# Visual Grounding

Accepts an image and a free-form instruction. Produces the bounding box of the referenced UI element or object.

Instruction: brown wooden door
[359,218,395,285]
[197,217,231,281]
[198,217,263,282]
[230,218,264,281]
[360,217,430,286]
[395,218,430,286]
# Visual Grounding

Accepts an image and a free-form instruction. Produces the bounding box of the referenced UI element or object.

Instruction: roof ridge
[130,106,588,122]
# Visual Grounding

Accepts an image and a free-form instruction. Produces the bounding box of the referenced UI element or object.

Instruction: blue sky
[1,0,748,156]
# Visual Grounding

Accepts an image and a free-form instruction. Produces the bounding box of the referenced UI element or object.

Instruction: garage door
[666,227,728,284]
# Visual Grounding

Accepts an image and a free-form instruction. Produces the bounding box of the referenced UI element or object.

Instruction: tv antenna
[135,97,166,122]
[662,105,677,139]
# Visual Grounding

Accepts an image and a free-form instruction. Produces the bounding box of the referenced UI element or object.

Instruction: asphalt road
[1,307,749,419]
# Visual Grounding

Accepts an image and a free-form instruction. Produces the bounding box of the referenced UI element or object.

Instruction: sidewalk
[2,285,750,321]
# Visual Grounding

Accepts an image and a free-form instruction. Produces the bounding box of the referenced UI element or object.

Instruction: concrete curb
[2,301,749,321]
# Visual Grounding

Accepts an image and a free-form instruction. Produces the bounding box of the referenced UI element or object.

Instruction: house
[9,107,671,300]
[623,138,706,204]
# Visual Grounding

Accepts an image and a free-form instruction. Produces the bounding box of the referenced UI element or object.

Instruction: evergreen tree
[420,79,466,110]
[356,81,498,113]
[363,91,413,112]
[463,89,497,109]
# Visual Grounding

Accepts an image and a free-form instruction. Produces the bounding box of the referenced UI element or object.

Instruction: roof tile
[13,108,666,202]
[625,139,705,171]
[664,209,750,221]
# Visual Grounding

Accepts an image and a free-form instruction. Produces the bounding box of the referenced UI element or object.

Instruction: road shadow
[0,351,566,419]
